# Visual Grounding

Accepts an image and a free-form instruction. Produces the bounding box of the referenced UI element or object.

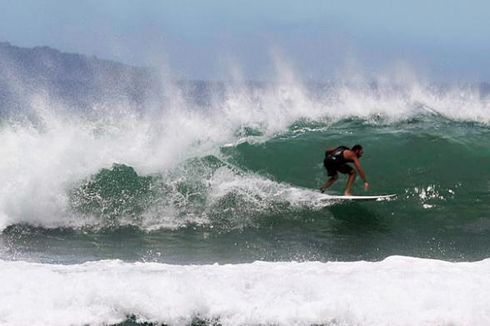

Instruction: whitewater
[1,257,490,326]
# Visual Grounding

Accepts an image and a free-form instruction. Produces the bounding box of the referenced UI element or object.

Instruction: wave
[0,76,489,231]
[1,256,489,325]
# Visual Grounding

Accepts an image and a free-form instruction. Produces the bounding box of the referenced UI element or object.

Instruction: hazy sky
[1,0,489,80]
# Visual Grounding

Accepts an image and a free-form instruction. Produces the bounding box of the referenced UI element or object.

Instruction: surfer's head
[351,144,363,158]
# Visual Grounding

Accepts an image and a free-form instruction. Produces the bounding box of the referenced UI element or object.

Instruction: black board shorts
[324,158,353,177]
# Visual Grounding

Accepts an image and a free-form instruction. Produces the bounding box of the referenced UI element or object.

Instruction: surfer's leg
[320,175,338,192]
[344,169,356,196]
[321,160,338,192]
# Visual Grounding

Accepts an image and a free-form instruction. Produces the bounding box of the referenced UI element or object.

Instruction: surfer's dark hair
[352,144,363,151]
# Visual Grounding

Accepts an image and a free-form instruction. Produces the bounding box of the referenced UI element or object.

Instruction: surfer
[320,144,369,196]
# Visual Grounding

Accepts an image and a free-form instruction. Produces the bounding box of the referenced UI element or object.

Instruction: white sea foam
[403,185,459,210]
[133,168,326,231]
[0,256,489,326]
[207,167,329,211]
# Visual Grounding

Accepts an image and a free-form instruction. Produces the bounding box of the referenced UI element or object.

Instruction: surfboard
[319,194,396,202]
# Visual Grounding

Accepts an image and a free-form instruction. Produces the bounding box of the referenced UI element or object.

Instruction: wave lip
[1,256,489,326]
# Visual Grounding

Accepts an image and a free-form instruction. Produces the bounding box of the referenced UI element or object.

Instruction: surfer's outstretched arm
[343,150,368,191]
[352,158,369,191]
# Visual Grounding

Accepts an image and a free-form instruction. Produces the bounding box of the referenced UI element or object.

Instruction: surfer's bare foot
[343,191,352,196]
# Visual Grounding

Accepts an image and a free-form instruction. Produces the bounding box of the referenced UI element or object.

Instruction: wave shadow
[327,202,390,235]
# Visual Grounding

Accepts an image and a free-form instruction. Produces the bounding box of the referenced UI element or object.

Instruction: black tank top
[326,146,350,164]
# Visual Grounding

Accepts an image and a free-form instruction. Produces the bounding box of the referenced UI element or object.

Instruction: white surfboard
[319,194,396,202]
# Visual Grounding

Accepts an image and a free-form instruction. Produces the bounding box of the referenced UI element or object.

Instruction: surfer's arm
[344,151,367,182]
[352,158,369,191]
[352,158,367,181]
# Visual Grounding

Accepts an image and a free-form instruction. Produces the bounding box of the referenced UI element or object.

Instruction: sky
[0,0,489,81]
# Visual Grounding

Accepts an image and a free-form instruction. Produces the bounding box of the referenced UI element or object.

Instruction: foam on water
[207,167,329,211]
[131,167,328,231]
[0,256,489,326]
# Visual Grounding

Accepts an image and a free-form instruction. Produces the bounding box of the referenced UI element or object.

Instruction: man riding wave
[320,144,369,196]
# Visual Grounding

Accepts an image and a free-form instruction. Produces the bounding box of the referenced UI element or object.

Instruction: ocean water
[0,76,489,325]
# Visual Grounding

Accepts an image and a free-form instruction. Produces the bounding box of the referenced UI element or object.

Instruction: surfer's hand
[364,182,369,191]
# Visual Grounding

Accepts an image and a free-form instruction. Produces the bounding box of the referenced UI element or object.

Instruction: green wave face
[69,164,156,225]
[229,118,490,199]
